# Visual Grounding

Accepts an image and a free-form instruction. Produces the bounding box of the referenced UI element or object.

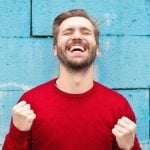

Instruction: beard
[56,40,98,71]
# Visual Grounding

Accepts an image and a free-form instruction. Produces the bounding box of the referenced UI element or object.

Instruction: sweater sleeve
[116,95,142,150]
[2,93,32,150]
[2,120,31,150]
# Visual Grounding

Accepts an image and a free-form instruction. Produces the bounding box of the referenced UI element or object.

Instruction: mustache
[65,39,89,51]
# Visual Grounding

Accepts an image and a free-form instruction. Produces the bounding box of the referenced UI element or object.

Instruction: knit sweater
[2,78,141,150]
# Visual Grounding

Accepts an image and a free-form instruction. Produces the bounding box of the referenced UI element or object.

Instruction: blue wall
[0,0,150,149]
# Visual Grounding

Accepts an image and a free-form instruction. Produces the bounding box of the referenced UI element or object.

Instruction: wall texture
[0,0,150,149]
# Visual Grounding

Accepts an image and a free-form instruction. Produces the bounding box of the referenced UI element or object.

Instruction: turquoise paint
[98,36,150,88]
[0,0,149,149]
[0,38,58,88]
[117,89,149,141]
[32,0,150,36]
[0,91,24,147]
[0,0,30,37]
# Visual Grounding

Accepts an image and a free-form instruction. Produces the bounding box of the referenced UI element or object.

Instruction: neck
[56,64,94,94]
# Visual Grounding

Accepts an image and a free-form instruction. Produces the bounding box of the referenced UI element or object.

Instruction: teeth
[70,46,84,52]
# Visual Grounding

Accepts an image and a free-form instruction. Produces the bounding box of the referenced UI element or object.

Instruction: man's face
[54,17,99,71]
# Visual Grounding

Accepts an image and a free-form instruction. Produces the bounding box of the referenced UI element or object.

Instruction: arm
[111,95,142,150]
[2,123,31,150]
[112,116,141,150]
[2,101,36,150]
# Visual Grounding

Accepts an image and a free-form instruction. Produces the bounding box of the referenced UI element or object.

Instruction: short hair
[52,9,99,46]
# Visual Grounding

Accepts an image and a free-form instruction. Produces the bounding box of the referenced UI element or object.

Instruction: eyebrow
[62,28,74,32]
[62,27,93,33]
[81,27,92,32]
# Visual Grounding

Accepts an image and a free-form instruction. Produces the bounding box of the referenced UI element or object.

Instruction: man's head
[53,9,99,46]
[52,9,100,71]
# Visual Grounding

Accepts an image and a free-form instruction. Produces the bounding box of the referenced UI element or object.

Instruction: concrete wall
[0,0,150,149]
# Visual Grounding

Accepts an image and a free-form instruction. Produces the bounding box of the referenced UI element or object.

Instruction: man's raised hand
[112,116,136,150]
[12,101,36,131]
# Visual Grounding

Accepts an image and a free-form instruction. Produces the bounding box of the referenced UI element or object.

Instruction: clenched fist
[12,101,36,131]
[112,116,136,150]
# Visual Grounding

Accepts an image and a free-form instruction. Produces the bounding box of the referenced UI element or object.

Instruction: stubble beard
[56,45,97,72]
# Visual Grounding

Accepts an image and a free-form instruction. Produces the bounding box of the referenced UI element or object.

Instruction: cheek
[57,37,68,47]
[86,36,96,44]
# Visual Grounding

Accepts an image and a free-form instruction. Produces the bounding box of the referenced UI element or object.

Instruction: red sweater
[2,79,141,150]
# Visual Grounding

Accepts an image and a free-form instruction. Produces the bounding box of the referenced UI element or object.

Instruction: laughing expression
[54,17,99,70]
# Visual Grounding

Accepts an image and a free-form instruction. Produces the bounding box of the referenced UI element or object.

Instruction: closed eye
[62,28,73,35]
[82,31,91,35]
[81,28,92,35]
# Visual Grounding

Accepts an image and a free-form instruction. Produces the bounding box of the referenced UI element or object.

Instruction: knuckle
[115,124,119,129]
[117,119,123,124]
[29,109,34,114]
[12,106,17,113]
[12,108,19,115]
[133,123,136,129]
[129,125,136,131]
[27,104,31,108]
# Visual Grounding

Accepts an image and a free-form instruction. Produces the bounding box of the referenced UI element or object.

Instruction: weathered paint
[98,36,150,88]
[0,0,30,37]
[0,91,24,148]
[117,89,149,141]
[32,0,150,36]
[0,0,149,149]
[0,38,58,88]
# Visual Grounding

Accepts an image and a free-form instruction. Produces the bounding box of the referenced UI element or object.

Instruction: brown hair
[52,9,99,46]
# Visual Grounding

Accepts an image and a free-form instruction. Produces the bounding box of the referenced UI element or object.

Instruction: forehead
[59,17,94,31]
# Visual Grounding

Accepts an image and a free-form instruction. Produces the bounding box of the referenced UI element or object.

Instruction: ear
[54,45,58,56]
[96,47,100,56]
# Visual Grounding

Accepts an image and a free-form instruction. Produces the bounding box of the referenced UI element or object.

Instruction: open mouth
[69,45,86,52]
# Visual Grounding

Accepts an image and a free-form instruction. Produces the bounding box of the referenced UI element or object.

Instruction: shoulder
[94,81,136,121]
[94,81,132,109]
[94,81,124,99]
[20,78,56,101]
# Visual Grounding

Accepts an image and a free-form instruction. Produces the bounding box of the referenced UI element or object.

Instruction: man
[2,9,141,150]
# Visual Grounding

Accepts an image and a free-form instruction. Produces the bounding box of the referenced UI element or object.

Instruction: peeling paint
[0,0,150,148]
[104,13,117,26]
[0,91,6,101]
[0,82,31,91]
[104,39,111,50]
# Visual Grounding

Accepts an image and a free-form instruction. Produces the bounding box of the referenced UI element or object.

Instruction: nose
[72,30,81,39]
